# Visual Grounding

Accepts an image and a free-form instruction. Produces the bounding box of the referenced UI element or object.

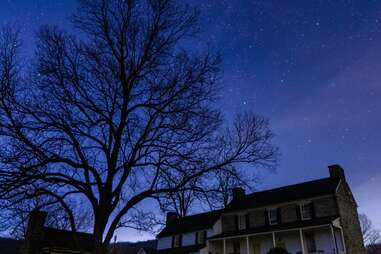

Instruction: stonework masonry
[336,181,366,254]
[313,196,338,218]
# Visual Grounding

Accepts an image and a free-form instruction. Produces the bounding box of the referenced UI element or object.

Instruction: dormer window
[268,208,278,225]
[300,202,312,220]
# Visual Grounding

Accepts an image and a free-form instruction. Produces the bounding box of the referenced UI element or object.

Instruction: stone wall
[336,181,366,254]
[313,196,338,217]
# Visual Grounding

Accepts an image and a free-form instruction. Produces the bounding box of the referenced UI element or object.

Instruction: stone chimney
[232,187,245,200]
[22,210,47,254]
[166,212,177,225]
[328,164,346,181]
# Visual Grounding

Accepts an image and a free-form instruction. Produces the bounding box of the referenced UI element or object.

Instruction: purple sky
[1,0,380,242]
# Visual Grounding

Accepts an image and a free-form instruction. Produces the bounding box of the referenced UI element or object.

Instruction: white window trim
[268,208,278,225]
[300,201,312,220]
[173,235,181,247]
[305,232,317,252]
[197,230,206,244]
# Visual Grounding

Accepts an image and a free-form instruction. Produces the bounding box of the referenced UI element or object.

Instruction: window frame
[268,208,278,225]
[300,201,312,220]
[173,234,182,248]
[238,214,246,230]
[197,230,206,244]
[305,233,317,253]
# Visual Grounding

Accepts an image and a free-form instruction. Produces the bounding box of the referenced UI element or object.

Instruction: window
[300,202,312,220]
[233,242,240,254]
[238,214,246,230]
[305,233,317,253]
[197,230,206,244]
[173,235,182,247]
[268,208,278,225]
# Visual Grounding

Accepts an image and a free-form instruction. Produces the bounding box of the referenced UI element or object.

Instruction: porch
[208,225,346,254]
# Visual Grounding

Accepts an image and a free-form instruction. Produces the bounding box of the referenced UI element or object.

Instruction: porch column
[299,229,306,254]
[340,227,347,253]
[272,232,276,247]
[246,236,250,254]
[223,239,226,254]
[330,224,338,254]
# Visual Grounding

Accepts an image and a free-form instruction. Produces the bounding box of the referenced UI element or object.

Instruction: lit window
[268,209,278,225]
[300,202,312,220]
[238,214,246,230]
[173,235,181,247]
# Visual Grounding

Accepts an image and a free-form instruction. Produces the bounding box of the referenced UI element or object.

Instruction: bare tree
[158,182,197,217]
[0,199,92,239]
[158,170,250,216]
[203,168,255,209]
[360,214,380,247]
[0,1,278,253]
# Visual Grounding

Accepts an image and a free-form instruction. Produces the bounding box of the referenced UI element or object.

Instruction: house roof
[157,210,223,237]
[225,177,341,212]
[208,216,339,240]
[41,227,94,252]
[157,177,341,238]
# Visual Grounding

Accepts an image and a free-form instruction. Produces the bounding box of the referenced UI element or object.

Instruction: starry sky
[1,0,381,242]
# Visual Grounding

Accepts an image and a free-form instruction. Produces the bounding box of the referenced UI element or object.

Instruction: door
[253,243,260,254]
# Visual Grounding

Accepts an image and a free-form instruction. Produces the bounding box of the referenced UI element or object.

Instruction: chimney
[166,212,177,225]
[27,210,47,241]
[328,164,346,181]
[232,187,245,200]
[22,210,47,254]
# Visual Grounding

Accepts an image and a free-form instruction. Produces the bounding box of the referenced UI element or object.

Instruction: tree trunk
[93,211,109,254]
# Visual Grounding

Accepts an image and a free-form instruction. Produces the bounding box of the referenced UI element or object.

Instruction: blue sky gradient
[1,0,380,242]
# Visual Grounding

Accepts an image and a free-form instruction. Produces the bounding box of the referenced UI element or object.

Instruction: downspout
[330,223,339,254]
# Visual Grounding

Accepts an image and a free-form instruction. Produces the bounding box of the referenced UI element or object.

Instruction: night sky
[1,0,381,241]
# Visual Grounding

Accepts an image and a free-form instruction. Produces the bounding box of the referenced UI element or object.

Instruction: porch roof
[208,216,338,240]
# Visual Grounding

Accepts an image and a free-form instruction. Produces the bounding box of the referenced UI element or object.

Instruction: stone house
[156,165,366,254]
[21,211,94,254]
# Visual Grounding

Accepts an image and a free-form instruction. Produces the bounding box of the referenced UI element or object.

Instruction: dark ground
[0,237,22,254]
[0,237,157,254]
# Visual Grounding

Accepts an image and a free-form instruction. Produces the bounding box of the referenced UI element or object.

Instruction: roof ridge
[244,177,336,197]
[175,208,223,220]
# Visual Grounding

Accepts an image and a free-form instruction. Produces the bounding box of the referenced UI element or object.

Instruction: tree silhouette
[0,1,278,253]
[360,214,380,248]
